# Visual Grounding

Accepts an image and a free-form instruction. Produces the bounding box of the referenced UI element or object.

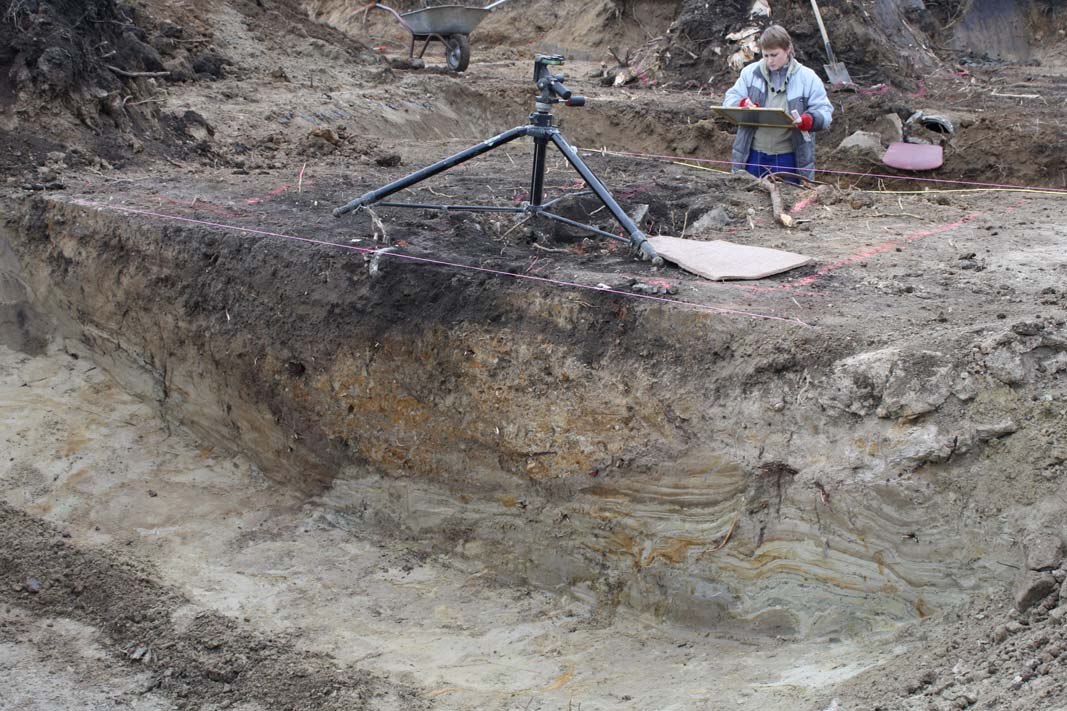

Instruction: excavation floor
[2,342,905,711]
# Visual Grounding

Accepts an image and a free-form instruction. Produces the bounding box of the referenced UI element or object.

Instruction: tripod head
[533,54,585,109]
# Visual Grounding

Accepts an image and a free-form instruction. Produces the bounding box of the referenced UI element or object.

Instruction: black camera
[533,54,585,107]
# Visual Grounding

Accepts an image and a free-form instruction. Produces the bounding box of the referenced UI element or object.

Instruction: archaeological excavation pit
[3,1,1067,710]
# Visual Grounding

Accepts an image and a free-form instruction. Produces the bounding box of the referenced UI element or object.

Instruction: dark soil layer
[0,501,424,710]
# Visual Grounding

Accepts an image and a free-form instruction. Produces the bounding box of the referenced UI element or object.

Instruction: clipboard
[712,106,796,128]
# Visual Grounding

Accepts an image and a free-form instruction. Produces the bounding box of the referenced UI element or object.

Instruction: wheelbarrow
[362,0,509,72]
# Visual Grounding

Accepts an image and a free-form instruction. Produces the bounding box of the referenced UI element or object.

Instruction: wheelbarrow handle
[483,0,511,8]
[354,2,412,34]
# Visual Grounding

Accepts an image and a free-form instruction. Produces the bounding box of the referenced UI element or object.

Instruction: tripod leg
[529,135,548,207]
[549,132,662,265]
[334,126,531,217]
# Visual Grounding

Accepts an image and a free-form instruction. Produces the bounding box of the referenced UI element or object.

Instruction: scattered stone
[689,206,732,235]
[984,348,1027,385]
[303,134,338,156]
[893,424,955,465]
[631,281,677,295]
[1012,321,1043,337]
[951,371,978,400]
[309,127,340,146]
[837,130,885,160]
[158,20,183,38]
[120,30,166,72]
[388,57,425,70]
[375,153,402,167]
[1025,534,1064,571]
[629,203,650,225]
[24,577,42,594]
[36,47,75,90]
[822,348,901,415]
[192,52,231,78]
[877,351,953,419]
[848,192,875,209]
[973,420,1017,442]
[906,669,938,694]
[1014,571,1058,612]
[162,56,196,82]
[171,110,215,141]
[125,643,157,664]
[872,112,904,145]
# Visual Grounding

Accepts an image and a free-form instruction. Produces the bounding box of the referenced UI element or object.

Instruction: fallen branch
[531,242,566,253]
[991,90,1041,100]
[125,97,164,107]
[497,215,532,240]
[869,211,927,220]
[759,177,795,228]
[107,64,171,78]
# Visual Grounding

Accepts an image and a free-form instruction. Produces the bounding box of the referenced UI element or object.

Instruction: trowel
[809,0,853,86]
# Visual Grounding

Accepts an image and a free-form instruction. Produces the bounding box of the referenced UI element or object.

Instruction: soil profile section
[3,194,1018,636]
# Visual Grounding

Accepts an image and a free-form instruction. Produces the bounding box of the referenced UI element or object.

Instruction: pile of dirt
[0,0,214,179]
[659,0,941,86]
[0,0,379,182]
[0,0,163,99]
[659,0,1067,89]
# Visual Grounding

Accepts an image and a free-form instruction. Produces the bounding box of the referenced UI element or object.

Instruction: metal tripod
[333,56,661,265]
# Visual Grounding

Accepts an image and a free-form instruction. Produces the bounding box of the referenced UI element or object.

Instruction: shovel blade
[823,62,853,86]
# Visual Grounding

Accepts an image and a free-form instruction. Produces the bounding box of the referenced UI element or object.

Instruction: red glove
[795,113,814,131]
[739,97,759,108]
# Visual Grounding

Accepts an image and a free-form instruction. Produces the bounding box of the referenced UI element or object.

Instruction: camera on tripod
[533,54,585,107]
[335,53,661,265]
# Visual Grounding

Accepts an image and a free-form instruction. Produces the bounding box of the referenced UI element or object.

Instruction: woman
[724,25,833,182]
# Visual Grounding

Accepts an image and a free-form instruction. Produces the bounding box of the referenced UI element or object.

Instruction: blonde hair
[759,25,793,51]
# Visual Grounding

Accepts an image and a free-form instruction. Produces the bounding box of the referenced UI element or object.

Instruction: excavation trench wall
[4,194,1049,637]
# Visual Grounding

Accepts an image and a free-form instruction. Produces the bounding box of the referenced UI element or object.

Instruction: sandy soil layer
[2,342,919,711]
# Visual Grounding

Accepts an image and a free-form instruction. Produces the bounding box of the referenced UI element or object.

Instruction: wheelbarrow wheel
[445,34,470,72]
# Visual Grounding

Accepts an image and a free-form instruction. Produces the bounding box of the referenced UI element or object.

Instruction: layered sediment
[5,192,1063,636]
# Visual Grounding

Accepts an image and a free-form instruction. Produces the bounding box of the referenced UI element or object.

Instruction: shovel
[809,0,853,86]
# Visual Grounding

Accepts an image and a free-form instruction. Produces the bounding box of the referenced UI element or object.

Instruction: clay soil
[3,1,1067,710]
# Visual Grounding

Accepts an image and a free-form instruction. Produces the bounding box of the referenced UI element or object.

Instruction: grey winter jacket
[723,58,833,180]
